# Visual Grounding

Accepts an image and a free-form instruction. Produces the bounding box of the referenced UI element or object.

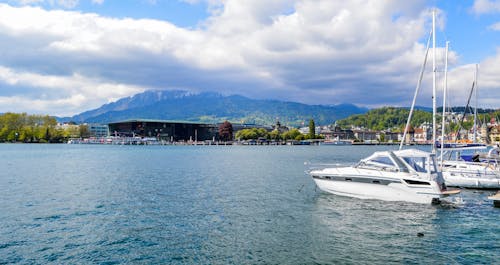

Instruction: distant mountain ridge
[60,90,368,126]
[68,90,194,122]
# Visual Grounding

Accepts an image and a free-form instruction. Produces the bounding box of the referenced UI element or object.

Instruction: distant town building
[413,125,431,144]
[489,125,500,144]
[353,129,377,142]
[382,131,400,142]
[321,126,354,140]
[403,126,415,143]
[273,121,289,134]
[480,123,488,144]
[88,124,109,137]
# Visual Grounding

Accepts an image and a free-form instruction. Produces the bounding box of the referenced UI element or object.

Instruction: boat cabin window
[401,156,437,174]
[370,156,394,166]
[364,155,398,171]
[402,157,427,173]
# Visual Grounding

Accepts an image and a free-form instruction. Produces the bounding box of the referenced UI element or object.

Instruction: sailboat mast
[399,30,432,150]
[474,63,478,143]
[440,41,449,163]
[432,10,437,154]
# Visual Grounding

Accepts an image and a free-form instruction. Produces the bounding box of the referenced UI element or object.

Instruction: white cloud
[10,0,80,8]
[0,66,144,116]
[53,0,78,8]
[472,0,500,14]
[92,0,104,5]
[1,1,500,117]
[489,22,500,30]
[15,0,44,4]
[470,49,500,108]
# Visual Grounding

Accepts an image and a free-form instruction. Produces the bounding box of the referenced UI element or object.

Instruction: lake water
[0,144,498,264]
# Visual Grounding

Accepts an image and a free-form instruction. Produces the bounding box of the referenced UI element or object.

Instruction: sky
[1,0,500,116]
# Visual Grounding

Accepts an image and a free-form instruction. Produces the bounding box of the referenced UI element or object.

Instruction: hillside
[336,107,432,131]
[62,90,368,127]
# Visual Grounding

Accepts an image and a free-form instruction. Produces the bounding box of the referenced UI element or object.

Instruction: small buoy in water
[417,233,424,237]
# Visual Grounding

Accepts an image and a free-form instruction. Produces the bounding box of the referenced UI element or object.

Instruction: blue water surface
[0,144,498,264]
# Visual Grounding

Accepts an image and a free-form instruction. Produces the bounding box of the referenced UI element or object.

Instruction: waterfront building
[108,119,218,142]
[321,126,354,140]
[382,131,400,142]
[401,126,415,143]
[353,129,377,142]
[414,127,432,144]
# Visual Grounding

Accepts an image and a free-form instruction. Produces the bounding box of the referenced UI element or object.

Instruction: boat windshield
[370,156,394,166]
[361,152,409,172]
[401,155,437,174]
[402,157,427,173]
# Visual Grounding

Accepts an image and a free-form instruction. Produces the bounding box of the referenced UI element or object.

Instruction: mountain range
[60,90,368,127]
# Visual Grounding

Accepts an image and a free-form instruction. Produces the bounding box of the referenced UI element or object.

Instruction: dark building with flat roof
[108,119,217,141]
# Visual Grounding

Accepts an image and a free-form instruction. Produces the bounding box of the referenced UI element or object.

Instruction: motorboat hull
[311,168,447,204]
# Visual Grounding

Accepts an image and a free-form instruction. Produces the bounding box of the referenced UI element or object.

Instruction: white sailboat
[309,11,460,204]
[438,48,500,189]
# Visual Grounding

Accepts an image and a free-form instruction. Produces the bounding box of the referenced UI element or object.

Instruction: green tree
[0,113,62,143]
[235,128,269,140]
[64,125,80,138]
[283,129,302,140]
[308,119,315,139]
[79,124,91,138]
[336,107,432,131]
[269,129,281,140]
[379,133,385,143]
[295,134,305,141]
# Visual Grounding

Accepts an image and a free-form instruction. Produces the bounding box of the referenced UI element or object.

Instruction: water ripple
[0,145,498,264]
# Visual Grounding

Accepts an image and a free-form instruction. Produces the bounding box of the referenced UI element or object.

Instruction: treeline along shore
[0,113,89,143]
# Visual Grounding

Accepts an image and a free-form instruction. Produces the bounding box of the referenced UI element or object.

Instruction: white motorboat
[310,11,461,204]
[310,149,459,204]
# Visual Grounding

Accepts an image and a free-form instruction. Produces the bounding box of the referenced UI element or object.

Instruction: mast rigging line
[399,29,433,150]
[456,81,476,140]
